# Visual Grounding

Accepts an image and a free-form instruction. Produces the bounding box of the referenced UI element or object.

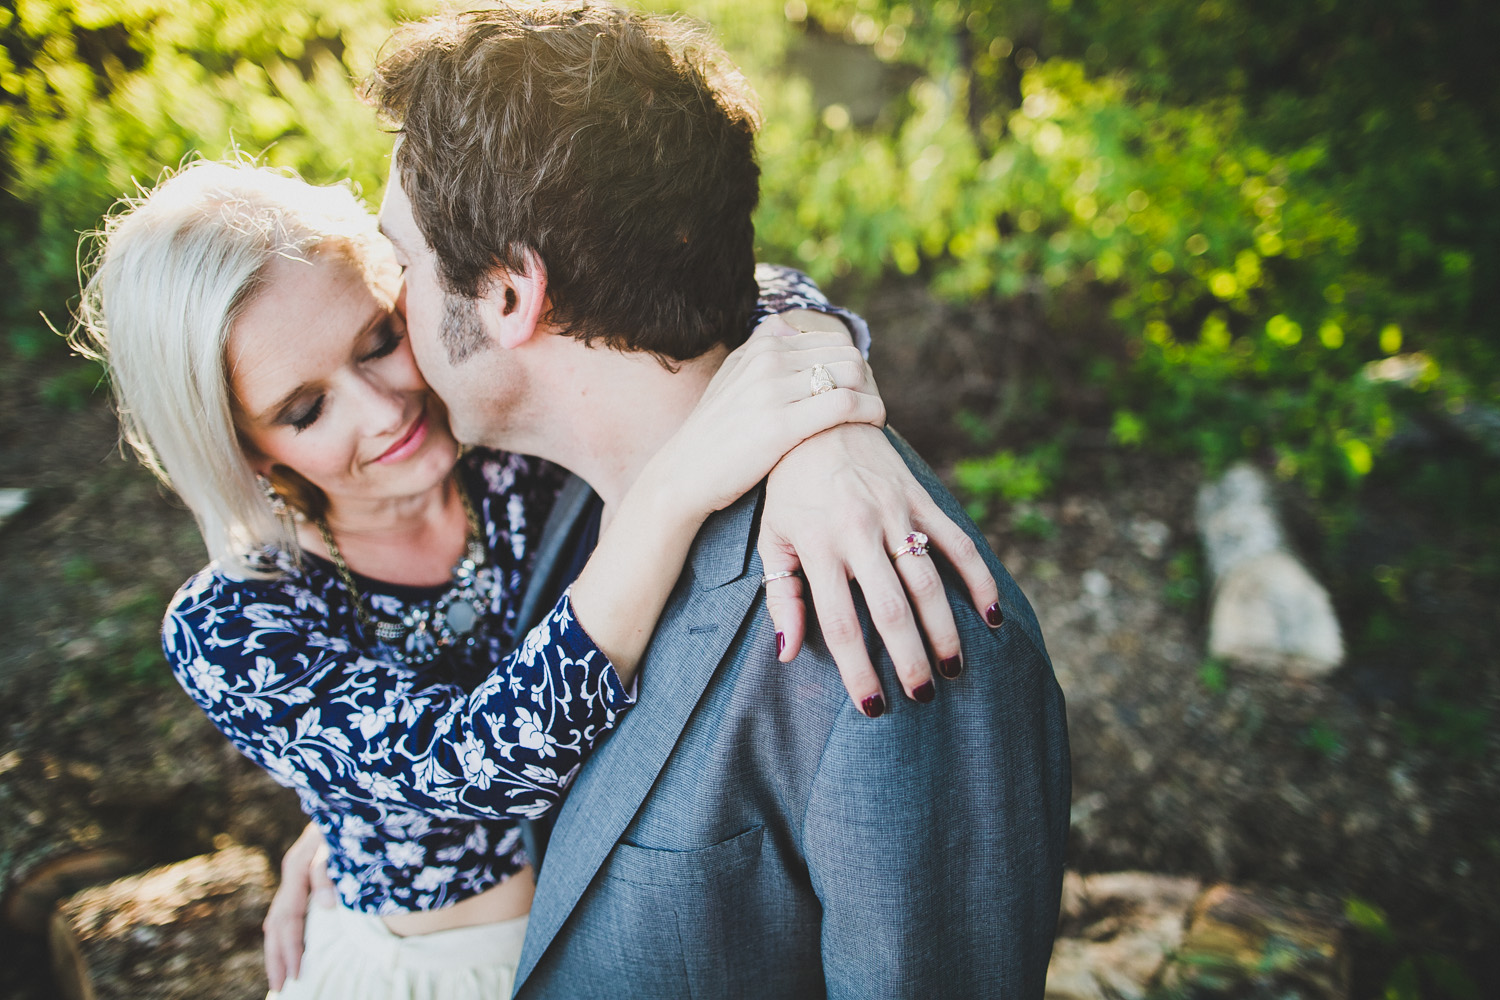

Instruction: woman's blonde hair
[74,159,383,578]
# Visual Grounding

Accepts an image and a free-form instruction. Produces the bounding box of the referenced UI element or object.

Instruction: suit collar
[513,472,598,637]
[514,485,764,991]
[688,491,759,589]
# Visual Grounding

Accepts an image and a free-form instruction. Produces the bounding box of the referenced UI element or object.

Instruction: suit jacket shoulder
[514,432,1070,999]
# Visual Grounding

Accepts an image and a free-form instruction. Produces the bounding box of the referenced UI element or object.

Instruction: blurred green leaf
[1344,895,1395,945]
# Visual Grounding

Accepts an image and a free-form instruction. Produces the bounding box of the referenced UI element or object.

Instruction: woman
[75,160,984,997]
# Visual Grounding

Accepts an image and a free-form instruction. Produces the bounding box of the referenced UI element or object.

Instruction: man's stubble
[441,291,489,365]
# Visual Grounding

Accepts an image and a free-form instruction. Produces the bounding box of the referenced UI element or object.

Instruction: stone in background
[1196,463,1343,677]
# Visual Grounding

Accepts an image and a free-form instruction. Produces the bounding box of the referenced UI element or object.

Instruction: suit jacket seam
[1005,609,1051,677]
[796,691,859,873]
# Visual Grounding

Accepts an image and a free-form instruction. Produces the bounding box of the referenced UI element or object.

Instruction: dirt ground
[2,285,1496,997]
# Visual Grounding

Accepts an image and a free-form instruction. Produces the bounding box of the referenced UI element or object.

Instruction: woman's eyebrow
[259,381,317,425]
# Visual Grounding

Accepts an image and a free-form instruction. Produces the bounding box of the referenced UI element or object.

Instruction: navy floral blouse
[161,266,866,915]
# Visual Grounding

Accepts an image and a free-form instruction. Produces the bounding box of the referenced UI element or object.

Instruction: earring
[256,474,289,516]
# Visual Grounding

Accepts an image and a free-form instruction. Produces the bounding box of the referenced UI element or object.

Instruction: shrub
[752,0,1499,495]
[0,0,424,355]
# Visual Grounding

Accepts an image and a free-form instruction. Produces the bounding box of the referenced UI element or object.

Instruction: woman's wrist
[626,445,716,530]
[570,469,706,680]
[773,307,852,338]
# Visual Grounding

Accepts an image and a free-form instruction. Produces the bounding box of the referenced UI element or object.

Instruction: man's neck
[528,340,730,516]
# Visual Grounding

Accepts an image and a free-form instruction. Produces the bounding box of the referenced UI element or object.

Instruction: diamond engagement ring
[890,531,930,560]
[809,363,835,396]
[761,569,800,585]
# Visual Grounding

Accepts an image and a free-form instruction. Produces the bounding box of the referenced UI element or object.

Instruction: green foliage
[1110,408,1145,448]
[1322,448,1500,760]
[751,0,1499,495]
[1344,895,1395,945]
[0,0,425,351]
[5,0,1496,497]
[1299,718,1345,760]
[1010,506,1056,541]
[1344,897,1482,1000]
[1400,697,1490,761]
[953,441,1060,521]
[39,356,104,409]
[1196,657,1227,695]
[1162,549,1200,607]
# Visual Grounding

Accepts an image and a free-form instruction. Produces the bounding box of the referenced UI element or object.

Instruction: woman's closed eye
[361,320,404,362]
[289,395,325,432]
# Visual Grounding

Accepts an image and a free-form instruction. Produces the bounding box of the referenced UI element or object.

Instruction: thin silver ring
[761,569,800,585]
[809,363,835,396]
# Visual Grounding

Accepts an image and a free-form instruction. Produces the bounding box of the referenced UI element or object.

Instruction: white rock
[0,488,32,530]
[1208,552,1343,676]
[1197,464,1343,677]
[1195,464,1284,578]
[1081,569,1112,599]
[1128,517,1170,559]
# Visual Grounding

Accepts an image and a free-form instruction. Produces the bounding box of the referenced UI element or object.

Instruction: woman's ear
[238,438,270,480]
[486,248,550,351]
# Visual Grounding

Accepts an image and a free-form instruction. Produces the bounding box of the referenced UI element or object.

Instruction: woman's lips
[375,407,429,464]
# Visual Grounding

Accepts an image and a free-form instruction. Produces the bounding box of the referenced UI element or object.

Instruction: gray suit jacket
[510,433,1070,998]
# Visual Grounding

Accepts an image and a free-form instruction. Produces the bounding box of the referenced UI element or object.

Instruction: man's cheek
[405,297,442,358]
[405,309,447,380]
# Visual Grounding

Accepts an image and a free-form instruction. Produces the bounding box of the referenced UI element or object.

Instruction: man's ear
[484,248,549,351]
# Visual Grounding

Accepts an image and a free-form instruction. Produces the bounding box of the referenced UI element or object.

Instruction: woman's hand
[750,321,1003,718]
[645,329,886,523]
[263,823,335,991]
[760,426,1003,715]
[572,329,882,679]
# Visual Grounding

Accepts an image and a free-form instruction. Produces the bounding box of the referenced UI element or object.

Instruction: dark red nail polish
[861,693,886,718]
[938,655,962,679]
[912,680,936,703]
[776,632,785,655]
[985,603,1005,628]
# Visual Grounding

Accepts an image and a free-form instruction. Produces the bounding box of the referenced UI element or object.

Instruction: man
[366,4,1070,995]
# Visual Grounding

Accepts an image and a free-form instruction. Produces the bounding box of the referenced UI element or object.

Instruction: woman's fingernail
[985,603,1005,628]
[912,680,936,703]
[861,693,886,718]
[938,655,962,679]
[776,632,785,655]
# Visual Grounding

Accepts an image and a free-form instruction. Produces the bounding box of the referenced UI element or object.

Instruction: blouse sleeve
[753,263,872,357]
[162,576,632,823]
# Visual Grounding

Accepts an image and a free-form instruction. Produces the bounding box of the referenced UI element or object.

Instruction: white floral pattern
[161,267,855,916]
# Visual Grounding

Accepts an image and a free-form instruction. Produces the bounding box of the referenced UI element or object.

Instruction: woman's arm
[165,332,878,824]
[164,572,630,824]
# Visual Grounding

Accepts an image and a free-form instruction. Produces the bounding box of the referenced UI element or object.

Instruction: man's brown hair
[364,2,763,360]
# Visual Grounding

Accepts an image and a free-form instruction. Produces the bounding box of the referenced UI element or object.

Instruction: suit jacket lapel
[514,487,764,991]
[514,472,599,872]
[515,472,599,636]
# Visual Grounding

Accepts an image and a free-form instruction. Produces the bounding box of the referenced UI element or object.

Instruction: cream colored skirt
[267,904,528,1000]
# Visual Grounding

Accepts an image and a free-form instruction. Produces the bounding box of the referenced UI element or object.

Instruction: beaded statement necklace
[315,480,498,665]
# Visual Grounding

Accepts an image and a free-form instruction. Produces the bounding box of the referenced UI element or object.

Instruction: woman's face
[229,246,459,515]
